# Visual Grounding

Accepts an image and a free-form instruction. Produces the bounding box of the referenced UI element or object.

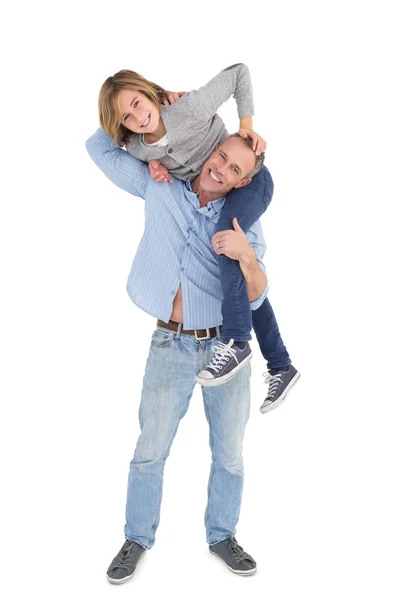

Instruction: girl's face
[118,89,161,134]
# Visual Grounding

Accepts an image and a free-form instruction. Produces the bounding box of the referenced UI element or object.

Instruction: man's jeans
[124,326,251,548]
[216,165,291,368]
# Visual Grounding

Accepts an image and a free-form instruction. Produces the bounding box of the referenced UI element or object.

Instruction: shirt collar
[185,179,226,223]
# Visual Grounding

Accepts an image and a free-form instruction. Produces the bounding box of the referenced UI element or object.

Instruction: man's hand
[149,160,173,183]
[163,91,186,106]
[212,218,253,262]
[237,128,267,155]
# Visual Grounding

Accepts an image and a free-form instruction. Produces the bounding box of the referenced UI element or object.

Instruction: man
[86,129,270,582]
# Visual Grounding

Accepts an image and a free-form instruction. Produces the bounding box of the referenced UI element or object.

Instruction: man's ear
[234,177,252,189]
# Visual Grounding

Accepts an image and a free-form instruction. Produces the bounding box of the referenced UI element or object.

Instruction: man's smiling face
[199,136,256,196]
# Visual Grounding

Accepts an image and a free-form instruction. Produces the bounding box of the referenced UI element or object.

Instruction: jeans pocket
[151,329,175,348]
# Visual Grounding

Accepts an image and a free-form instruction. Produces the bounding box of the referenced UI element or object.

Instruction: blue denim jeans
[216,165,291,368]
[124,326,251,548]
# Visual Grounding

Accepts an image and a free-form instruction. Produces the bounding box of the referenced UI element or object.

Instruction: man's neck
[191,176,225,208]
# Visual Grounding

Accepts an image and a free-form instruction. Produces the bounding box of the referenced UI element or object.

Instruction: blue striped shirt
[86,128,268,330]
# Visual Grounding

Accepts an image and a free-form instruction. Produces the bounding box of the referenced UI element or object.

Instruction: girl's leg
[196,166,274,387]
[216,165,274,342]
[252,301,301,415]
[210,165,300,406]
[252,297,291,369]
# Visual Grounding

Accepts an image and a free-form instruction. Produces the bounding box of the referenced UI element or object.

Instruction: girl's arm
[187,63,254,123]
[238,118,267,156]
[187,63,266,154]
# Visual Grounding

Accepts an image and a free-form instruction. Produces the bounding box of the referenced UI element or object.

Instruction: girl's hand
[149,160,173,183]
[163,91,186,106]
[237,128,267,155]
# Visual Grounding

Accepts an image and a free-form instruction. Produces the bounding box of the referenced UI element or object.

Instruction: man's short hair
[223,133,265,178]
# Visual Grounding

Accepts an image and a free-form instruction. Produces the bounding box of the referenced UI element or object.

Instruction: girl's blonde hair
[99,70,168,146]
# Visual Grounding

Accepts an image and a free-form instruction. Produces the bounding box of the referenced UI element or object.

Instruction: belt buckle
[195,328,210,341]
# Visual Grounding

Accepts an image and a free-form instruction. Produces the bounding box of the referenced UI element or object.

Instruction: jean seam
[209,535,232,546]
[203,397,214,537]
[152,405,188,540]
[152,339,193,540]
[252,298,291,366]
[129,336,195,548]
[151,329,175,348]
[125,536,150,550]
[231,262,245,330]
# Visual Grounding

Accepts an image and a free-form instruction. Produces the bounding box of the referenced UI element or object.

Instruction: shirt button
[167,148,173,154]
[186,243,190,247]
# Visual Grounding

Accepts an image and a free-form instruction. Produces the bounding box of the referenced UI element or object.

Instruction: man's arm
[239,248,268,304]
[86,128,150,199]
[212,218,268,309]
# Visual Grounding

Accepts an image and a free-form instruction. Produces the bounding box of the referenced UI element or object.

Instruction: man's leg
[199,341,256,574]
[107,327,198,584]
[200,342,251,544]
[124,327,197,548]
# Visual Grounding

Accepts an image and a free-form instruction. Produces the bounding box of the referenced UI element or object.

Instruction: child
[98,63,300,413]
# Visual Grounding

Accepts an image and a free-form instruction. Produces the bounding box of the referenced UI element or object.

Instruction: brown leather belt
[157,319,222,340]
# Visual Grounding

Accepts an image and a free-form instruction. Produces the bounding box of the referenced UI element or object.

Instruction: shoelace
[113,541,141,569]
[228,537,250,563]
[263,371,283,400]
[205,340,238,373]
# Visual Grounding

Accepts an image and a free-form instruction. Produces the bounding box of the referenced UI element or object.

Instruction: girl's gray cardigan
[125,63,255,180]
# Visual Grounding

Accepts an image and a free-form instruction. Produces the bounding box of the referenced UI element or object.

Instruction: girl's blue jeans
[216,165,291,369]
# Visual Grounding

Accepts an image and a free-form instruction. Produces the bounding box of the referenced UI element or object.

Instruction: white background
[1,1,399,598]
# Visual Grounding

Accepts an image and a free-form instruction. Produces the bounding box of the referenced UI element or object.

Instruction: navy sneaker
[196,340,252,387]
[106,539,146,584]
[209,537,257,575]
[260,364,301,414]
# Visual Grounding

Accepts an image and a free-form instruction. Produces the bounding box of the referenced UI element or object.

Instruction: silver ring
[216,242,220,249]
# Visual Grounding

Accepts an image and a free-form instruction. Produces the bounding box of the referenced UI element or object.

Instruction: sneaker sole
[209,549,257,575]
[196,352,253,387]
[107,572,135,585]
[106,549,146,585]
[260,371,301,414]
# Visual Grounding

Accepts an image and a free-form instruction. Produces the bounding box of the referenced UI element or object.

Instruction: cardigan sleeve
[185,63,255,123]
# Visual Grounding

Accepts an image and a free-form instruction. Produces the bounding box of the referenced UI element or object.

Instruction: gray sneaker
[209,537,257,575]
[197,340,252,387]
[106,539,146,584]
[260,364,301,414]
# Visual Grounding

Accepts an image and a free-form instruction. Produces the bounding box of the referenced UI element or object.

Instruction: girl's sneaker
[196,340,252,387]
[260,365,301,413]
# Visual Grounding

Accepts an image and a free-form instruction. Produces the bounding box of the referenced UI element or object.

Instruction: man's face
[118,89,161,134]
[199,137,256,196]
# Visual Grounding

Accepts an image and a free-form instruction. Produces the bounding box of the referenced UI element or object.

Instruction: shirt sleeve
[245,221,270,310]
[85,128,150,199]
[186,63,254,123]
